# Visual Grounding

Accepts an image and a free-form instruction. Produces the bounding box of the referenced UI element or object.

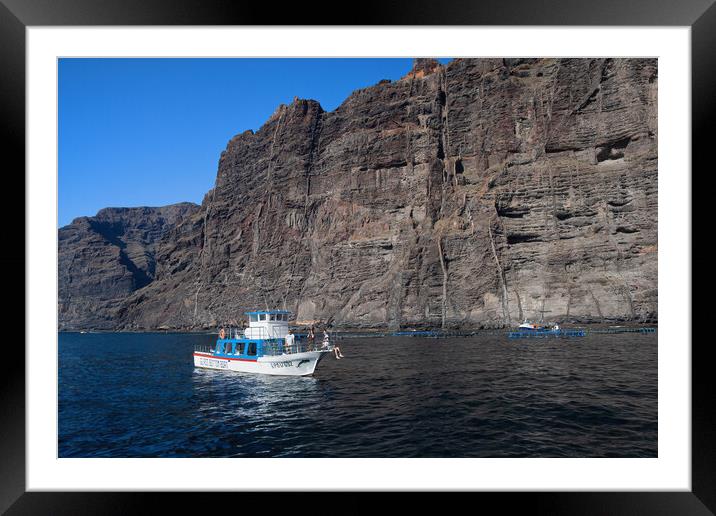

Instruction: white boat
[193,310,334,376]
[516,320,560,331]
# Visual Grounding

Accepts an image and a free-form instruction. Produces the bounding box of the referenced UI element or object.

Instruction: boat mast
[537,299,552,323]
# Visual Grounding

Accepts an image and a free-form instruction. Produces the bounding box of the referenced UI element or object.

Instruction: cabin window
[247,342,257,356]
[250,314,258,322]
[279,314,286,321]
[236,342,245,354]
[259,314,266,321]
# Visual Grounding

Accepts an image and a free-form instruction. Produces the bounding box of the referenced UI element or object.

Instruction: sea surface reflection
[59,331,657,457]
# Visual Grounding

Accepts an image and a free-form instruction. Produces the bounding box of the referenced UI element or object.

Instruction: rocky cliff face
[58,203,199,329]
[58,58,658,331]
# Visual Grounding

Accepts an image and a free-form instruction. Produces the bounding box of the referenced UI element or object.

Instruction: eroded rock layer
[58,203,199,330]
[58,58,658,330]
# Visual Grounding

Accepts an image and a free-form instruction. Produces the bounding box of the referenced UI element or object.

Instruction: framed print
[2,0,709,513]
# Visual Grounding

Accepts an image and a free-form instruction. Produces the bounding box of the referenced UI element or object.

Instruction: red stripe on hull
[193,352,257,363]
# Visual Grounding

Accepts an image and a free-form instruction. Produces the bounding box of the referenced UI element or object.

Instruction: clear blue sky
[58,58,451,227]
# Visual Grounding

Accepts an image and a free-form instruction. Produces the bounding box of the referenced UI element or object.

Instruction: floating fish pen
[319,330,482,339]
[392,330,480,338]
[508,329,587,339]
[589,327,657,334]
[392,330,441,337]
[298,327,656,340]
[331,331,388,339]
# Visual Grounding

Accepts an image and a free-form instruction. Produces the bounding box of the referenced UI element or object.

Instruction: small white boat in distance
[517,320,560,331]
[193,310,334,376]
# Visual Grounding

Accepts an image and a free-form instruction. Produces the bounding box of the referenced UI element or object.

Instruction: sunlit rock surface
[58,58,657,331]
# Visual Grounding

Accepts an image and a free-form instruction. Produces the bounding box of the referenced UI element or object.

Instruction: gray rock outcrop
[58,203,200,329]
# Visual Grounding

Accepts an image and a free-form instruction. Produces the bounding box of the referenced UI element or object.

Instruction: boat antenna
[255,276,270,311]
[537,309,552,321]
[537,299,552,323]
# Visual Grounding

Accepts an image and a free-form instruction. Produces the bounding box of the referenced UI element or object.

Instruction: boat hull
[193,350,331,376]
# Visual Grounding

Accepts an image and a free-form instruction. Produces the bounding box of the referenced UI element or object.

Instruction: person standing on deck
[284,330,295,354]
[307,326,315,350]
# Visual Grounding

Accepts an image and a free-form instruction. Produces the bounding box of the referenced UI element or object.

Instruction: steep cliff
[58,203,200,329]
[58,58,658,331]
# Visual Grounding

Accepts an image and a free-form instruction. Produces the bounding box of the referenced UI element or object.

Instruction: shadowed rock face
[58,58,658,331]
[58,203,200,330]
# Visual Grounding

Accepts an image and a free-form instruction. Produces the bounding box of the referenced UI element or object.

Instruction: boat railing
[213,326,283,340]
[201,327,341,356]
[219,327,247,339]
[260,339,334,356]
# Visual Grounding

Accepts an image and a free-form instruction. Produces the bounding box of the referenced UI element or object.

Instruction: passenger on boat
[323,330,344,359]
[307,326,315,350]
[284,330,295,353]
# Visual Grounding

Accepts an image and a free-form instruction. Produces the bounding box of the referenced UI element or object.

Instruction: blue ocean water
[58,332,657,457]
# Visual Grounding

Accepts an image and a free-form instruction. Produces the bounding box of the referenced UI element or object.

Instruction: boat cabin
[206,311,293,360]
[244,310,291,339]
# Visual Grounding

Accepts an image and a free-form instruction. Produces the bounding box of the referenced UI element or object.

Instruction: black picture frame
[1,0,707,513]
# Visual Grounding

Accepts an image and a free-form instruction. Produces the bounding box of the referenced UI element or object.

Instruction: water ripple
[59,332,657,457]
